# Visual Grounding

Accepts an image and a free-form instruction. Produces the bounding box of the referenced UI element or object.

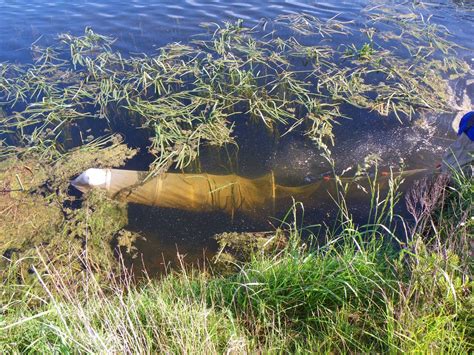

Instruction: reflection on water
[1,0,473,275]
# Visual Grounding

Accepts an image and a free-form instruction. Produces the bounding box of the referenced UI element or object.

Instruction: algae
[213,230,287,272]
[0,136,138,295]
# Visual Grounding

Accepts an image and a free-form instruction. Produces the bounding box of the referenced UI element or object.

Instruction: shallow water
[1,0,473,275]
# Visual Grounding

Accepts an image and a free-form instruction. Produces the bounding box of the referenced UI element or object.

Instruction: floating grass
[0,5,470,175]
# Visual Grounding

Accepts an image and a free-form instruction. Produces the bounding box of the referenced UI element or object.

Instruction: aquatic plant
[0,135,138,293]
[0,3,469,176]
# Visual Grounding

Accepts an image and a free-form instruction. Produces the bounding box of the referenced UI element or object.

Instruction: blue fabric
[458,111,474,141]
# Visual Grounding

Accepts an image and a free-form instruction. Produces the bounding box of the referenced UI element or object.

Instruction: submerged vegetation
[0,3,470,172]
[1,0,473,352]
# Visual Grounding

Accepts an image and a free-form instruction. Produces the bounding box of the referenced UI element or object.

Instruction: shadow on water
[118,73,474,276]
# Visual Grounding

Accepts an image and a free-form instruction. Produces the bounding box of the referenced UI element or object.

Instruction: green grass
[1,170,472,353]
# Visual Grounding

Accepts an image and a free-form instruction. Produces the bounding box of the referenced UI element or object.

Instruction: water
[1,0,473,275]
[1,0,473,64]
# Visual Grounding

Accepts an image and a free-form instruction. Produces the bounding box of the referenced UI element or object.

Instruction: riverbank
[1,168,472,353]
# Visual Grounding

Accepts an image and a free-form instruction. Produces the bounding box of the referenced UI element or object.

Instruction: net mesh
[102,168,427,215]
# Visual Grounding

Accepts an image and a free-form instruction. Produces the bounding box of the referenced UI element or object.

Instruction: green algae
[0,193,63,253]
[213,230,288,272]
[0,136,138,296]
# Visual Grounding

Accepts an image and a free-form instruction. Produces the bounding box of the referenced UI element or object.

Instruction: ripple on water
[1,0,472,61]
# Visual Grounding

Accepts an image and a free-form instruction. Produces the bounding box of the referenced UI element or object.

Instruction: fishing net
[100,169,321,214]
[442,133,474,175]
[74,168,427,215]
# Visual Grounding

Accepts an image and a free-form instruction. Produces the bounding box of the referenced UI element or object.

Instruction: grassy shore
[1,169,472,353]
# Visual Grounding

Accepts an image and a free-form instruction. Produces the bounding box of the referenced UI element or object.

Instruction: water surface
[1,0,473,274]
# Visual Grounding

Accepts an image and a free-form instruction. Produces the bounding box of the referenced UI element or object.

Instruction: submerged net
[74,168,428,216]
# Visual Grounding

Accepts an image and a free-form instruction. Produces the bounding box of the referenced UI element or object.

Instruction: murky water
[1,0,473,275]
